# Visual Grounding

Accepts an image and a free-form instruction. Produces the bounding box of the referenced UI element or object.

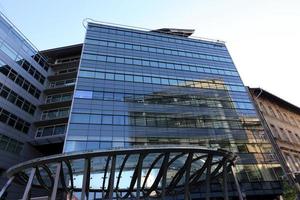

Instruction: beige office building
[250,88,300,182]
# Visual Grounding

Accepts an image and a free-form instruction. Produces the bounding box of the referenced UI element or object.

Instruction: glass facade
[0,13,47,169]
[63,23,282,195]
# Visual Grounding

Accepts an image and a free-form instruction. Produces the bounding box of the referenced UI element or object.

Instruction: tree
[282,181,297,200]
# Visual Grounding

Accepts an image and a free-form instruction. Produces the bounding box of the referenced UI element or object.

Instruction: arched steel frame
[0,147,243,200]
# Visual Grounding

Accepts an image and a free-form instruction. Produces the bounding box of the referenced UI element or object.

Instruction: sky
[0,0,299,107]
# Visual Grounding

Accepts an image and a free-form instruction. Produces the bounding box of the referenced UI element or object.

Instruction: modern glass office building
[62,22,283,198]
[0,13,284,199]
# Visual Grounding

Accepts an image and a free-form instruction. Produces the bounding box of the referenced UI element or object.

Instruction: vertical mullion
[231,165,244,200]
[184,153,193,200]
[81,158,90,200]
[223,161,229,200]
[51,162,62,200]
[161,153,170,199]
[0,176,15,199]
[108,155,116,200]
[136,154,145,199]
[205,155,212,200]
[22,167,36,200]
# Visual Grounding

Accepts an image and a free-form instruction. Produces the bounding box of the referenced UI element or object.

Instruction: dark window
[43,127,54,136]
[0,88,9,98]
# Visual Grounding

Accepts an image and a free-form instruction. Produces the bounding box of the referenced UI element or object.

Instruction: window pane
[125,75,133,81]
[90,115,101,124]
[115,74,124,81]
[102,115,113,124]
[113,115,124,125]
[86,142,99,150]
[134,76,143,82]
[79,70,94,78]
[71,114,90,123]
[43,127,54,136]
[95,72,105,79]
[105,73,114,80]
[74,90,93,99]
[100,141,112,149]
[54,125,66,135]
[152,77,161,84]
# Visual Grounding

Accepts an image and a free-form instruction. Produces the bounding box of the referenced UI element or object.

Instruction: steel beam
[102,156,111,199]
[115,154,129,199]
[35,167,50,192]
[147,152,172,196]
[81,158,90,200]
[108,155,116,200]
[123,154,142,199]
[22,167,36,200]
[205,155,212,200]
[223,161,229,200]
[0,176,14,199]
[161,153,170,199]
[51,162,62,200]
[189,155,210,185]
[142,153,164,191]
[136,154,145,199]
[231,165,244,200]
[184,153,193,200]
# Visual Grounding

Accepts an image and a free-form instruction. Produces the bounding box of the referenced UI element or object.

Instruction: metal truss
[0,147,242,200]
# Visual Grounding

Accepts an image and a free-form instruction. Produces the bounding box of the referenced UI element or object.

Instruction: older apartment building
[250,88,300,183]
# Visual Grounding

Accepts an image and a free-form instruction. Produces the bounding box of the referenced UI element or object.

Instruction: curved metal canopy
[0,147,241,200]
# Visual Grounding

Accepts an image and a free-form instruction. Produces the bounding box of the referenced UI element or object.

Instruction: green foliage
[282,181,298,200]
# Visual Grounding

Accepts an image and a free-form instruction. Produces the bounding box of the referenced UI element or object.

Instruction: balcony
[44,79,76,95]
[40,108,70,121]
[48,79,76,89]
[36,124,66,138]
[34,108,70,126]
[30,124,68,146]
[40,93,73,110]
[48,68,78,81]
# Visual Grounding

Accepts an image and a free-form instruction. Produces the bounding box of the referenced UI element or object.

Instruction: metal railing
[48,79,76,88]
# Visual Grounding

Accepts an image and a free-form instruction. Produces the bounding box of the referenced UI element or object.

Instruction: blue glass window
[95,72,105,79]
[104,92,114,100]
[107,56,115,62]
[79,70,94,78]
[133,59,142,65]
[115,74,124,81]
[86,142,99,150]
[105,73,114,80]
[125,75,133,81]
[97,55,106,62]
[125,44,133,49]
[161,78,169,85]
[98,41,107,46]
[100,141,112,149]
[152,77,161,84]
[113,115,125,125]
[125,58,133,64]
[116,57,124,63]
[143,77,152,83]
[102,115,113,124]
[74,90,93,99]
[90,115,101,124]
[71,114,90,123]
[134,75,143,82]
